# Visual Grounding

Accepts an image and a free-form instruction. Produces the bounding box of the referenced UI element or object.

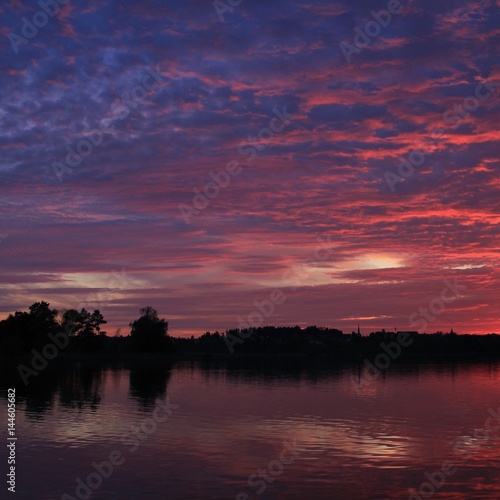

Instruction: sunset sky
[0,0,498,337]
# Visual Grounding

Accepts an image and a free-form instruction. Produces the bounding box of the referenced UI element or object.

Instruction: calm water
[2,359,500,499]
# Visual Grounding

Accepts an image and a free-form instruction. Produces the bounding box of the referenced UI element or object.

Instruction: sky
[0,0,498,337]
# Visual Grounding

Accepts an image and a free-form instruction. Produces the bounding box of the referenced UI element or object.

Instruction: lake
[2,358,500,499]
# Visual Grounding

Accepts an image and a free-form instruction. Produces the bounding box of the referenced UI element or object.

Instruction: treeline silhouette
[1,301,499,362]
[181,326,500,361]
[0,302,171,356]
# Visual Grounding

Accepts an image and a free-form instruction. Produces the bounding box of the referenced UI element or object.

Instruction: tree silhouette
[29,301,59,339]
[62,308,107,338]
[61,309,84,336]
[0,301,59,352]
[0,311,31,352]
[129,306,169,352]
[89,310,107,335]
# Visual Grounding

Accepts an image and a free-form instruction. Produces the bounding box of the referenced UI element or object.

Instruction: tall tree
[89,310,107,336]
[129,306,169,352]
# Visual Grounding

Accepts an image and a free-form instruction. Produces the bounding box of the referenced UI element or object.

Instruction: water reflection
[1,360,500,499]
[129,362,172,409]
[58,363,103,412]
[0,363,105,419]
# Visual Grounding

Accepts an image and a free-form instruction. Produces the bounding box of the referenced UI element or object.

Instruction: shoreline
[3,349,500,366]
